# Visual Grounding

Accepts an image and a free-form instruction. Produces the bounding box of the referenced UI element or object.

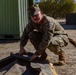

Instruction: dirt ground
[0,20,76,75]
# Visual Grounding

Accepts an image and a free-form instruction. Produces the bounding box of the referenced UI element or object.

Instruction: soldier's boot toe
[58,61,66,65]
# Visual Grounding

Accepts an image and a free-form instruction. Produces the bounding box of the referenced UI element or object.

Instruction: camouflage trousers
[28,31,68,55]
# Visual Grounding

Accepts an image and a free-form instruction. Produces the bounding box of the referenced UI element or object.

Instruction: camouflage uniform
[20,14,69,56]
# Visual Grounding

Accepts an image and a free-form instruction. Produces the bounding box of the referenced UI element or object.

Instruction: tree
[38,0,75,18]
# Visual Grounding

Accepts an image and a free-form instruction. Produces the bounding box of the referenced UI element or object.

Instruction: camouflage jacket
[20,14,68,54]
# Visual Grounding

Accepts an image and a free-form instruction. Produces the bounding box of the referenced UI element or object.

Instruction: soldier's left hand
[30,54,39,61]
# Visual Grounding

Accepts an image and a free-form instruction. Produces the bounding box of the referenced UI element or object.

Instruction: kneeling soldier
[19,4,69,65]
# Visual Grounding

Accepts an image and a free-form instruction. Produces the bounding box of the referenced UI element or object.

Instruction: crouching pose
[19,4,74,65]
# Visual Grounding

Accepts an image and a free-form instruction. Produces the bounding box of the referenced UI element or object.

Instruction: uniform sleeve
[20,23,34,47]
[35,22,55,55]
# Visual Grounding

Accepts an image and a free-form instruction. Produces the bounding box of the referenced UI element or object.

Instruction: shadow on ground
[0,39,20,44]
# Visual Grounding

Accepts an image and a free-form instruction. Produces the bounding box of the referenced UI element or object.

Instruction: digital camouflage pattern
[20,14,69,55]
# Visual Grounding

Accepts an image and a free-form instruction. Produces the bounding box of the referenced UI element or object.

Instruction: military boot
[40,51,47,60]
[58,51,66,65]
[40,52,51,63]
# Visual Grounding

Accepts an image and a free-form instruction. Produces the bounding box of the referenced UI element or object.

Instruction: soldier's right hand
[19,46,26,55]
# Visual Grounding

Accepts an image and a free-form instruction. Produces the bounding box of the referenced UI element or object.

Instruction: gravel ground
[0,20,76,75]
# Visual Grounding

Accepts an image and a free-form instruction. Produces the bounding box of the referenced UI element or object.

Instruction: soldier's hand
[19,46,26,55]
[30,54,39,61]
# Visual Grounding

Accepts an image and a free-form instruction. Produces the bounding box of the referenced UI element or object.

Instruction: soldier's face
[31,11,42,23]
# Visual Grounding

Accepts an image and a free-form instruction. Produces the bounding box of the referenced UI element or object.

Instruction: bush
[38,0,75,18]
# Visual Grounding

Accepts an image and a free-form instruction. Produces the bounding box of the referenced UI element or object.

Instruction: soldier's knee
[53,47,63,55]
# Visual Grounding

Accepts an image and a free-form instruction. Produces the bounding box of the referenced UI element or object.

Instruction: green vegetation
[74,4,76,12]
[38,0,76,18]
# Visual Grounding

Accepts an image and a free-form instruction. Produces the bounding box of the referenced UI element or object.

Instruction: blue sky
[34,0,40,2]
